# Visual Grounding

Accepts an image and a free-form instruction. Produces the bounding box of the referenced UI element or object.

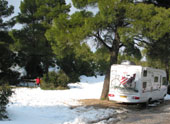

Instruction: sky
[7,0,21,17]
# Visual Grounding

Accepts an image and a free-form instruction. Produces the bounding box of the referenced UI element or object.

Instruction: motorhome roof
[121,60,136,65]
[111,64,166,72]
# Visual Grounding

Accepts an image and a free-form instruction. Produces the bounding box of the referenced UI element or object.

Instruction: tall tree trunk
[166,65,169,82]
[165,61,170,94]
[100,68,111,100]
[100,49,119,99]
[165,59,169,82]
[100,31,120,100]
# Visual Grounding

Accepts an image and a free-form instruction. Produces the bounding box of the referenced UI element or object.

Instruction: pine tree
[143,0,170,8]
[10,0,70,78]
[71,0,170,99]
[46,11,96,82]
[0,0,15,120]
[142,0,170,82]
[0,0,19,84]
[71,0,143,99]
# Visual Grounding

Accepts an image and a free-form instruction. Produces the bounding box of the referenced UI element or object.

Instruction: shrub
[40,70,69,90]
[0,85,13,120]
[0,70,20,86]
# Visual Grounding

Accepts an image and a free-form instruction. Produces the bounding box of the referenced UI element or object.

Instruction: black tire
[138,98,152,108]
[160,98,165,104]
[145,98,152,107]
[160,94,166,104]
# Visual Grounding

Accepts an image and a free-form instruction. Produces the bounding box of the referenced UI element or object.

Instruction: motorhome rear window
[143,70,147,77]
[154,76,158,82]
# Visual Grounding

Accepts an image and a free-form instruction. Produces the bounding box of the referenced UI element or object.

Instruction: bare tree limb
[93,31,112,50]
[119,43,124,48]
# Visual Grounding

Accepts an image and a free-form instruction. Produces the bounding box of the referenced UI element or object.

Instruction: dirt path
[78,99,170,124]
[78,99,126,109]
[117,109,170,124]
[117,100,170,124]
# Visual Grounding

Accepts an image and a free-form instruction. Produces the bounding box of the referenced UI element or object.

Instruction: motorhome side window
[162,77,168,85]
[143,82,147,89]
[154,76,158,82]
[143,70,147,77]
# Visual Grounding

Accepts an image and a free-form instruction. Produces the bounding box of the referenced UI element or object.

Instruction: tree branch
[123,22,130,27]
[134,38,150,46]
[93,31,112,50]
[119,43,124,48]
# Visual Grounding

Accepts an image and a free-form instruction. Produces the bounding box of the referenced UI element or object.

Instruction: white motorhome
[108,63,168,104]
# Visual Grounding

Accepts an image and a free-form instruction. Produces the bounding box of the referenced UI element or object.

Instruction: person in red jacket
[36,77,40,86]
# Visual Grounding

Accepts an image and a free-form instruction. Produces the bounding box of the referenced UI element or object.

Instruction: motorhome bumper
[108,94,141,103]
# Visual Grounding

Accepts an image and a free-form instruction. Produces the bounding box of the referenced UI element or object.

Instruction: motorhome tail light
[132,96,140,100]
[108,94,114,97]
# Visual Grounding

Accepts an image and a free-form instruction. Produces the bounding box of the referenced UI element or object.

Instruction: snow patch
[1,75,120,124]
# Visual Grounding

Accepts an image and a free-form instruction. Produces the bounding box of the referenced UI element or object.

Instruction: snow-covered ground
[1,76,121,124]
[2,75,170,124]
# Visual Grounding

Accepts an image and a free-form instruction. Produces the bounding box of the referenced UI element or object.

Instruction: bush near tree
[40,70,70,90]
